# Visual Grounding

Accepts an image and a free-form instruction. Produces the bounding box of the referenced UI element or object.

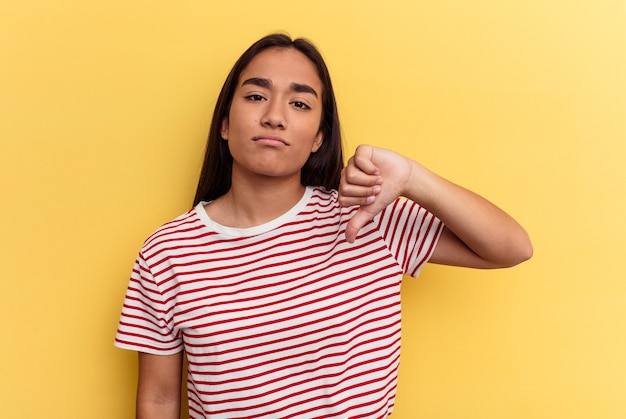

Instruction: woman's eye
[245,94,265,102]
[292,101,310,110]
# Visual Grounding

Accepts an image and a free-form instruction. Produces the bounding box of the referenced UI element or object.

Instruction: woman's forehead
[239,48,322,92]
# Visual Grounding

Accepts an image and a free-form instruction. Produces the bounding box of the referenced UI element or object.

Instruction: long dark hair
[193,33,343,205]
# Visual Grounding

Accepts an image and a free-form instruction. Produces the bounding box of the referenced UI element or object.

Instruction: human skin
[209,47,325,229]
[135,45,532,419]
[338,144,533,268]
[137,47,327,419]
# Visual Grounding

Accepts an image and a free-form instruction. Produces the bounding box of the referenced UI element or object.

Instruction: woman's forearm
[405,160,533,267]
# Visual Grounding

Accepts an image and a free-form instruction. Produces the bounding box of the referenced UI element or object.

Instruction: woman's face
[221,47,324,182]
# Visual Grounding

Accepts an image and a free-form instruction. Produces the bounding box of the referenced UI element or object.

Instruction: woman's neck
[204,174,306,228]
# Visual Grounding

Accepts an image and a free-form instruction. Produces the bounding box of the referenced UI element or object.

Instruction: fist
[339,145,412,242]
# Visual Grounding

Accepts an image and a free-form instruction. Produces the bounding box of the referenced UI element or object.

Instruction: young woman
[115,33,532,419]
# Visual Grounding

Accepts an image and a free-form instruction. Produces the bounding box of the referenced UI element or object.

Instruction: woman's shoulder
[141,205,205,251]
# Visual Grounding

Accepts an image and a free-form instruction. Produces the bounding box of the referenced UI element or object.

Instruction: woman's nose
[261,100,286,129]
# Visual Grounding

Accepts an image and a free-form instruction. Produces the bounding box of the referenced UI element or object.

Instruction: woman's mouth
[252,135,289,147]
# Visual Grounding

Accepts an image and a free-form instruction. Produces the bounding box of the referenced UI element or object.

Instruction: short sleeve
[114,252,183,354]
[375,198,444,277]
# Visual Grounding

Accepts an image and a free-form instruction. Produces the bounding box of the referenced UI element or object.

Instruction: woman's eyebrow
[242,77,271,88]
[291,82,318,98]
[241,77,318,98]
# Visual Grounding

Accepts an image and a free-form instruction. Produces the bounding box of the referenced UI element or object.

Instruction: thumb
[345,207,377,243]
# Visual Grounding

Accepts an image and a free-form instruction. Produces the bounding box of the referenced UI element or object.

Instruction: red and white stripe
[116,187,442,418]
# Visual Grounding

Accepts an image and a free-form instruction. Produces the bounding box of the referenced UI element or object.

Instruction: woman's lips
[253,135,289,146]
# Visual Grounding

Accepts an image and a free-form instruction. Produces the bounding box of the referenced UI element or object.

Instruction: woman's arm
[136,352,183,419]
[338,145,532,268]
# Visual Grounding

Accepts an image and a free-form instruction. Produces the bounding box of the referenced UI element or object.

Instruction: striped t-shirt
[115,186,443,418]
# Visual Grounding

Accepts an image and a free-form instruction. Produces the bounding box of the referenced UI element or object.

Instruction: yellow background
[1,0,625,417]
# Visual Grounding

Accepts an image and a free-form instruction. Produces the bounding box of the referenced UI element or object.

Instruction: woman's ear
[311,131,323,153]
[220,118,229,140]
